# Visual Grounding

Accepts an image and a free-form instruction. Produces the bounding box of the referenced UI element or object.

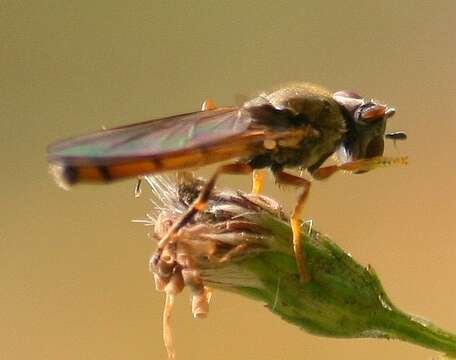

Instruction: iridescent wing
[47,107,270,187]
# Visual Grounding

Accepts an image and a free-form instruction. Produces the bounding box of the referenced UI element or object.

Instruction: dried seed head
[139,173,283,359]
[146,173,281,293]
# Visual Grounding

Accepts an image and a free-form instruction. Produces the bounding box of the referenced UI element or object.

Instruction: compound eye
[356,102,389,123]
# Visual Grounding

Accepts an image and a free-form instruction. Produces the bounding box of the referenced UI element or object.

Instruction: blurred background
[1,1,455,359]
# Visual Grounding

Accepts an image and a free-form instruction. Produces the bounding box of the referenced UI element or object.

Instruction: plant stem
[207,213,456,357]
[374,310,456,356]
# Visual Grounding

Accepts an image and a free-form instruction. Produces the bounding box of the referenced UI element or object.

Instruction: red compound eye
[359,103,387,122]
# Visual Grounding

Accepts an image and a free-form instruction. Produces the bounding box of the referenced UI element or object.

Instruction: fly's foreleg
[312,156,408,180]
[273,170,311,282]
[156,163,253,255]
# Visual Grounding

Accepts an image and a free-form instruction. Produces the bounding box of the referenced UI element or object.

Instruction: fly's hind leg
[156,163,253,258]
[273,170,311,282]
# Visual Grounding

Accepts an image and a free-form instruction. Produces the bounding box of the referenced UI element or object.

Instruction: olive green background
[1,1,455,359]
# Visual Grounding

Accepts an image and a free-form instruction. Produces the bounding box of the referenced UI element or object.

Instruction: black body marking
[63,165,78,185]
[97,166,112,181]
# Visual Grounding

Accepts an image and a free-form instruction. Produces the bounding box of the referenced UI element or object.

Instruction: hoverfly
[47,83,407,281]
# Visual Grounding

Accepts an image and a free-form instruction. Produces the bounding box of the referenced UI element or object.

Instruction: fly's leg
[312,156,408,180]
[201,99,217,111]
[134,177,143,198]
[156,163,253,256]
[273,170,311,282]
[251,169,265,194]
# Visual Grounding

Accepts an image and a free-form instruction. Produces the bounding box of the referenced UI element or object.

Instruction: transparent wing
[47,107,272,185]
[47,107,253,164]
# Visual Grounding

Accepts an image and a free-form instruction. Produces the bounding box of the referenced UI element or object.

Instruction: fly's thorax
[244,83,346,171]
[246,83,346,139]
[266,83,331,108]
[264,83,338,121]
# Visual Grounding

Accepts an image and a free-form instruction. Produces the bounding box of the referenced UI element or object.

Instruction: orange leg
[156,163,253,256]
[251,169,265,194]
[273,170,312,282]
[201,99,217,111]
[312,156,408,180]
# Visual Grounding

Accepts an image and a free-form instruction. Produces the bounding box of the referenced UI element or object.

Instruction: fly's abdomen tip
[48,163,77,190]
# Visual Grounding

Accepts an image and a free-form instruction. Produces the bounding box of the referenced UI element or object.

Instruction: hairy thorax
[244,83,346,172]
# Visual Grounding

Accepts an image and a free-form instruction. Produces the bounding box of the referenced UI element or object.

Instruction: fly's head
[333,90,405,169]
